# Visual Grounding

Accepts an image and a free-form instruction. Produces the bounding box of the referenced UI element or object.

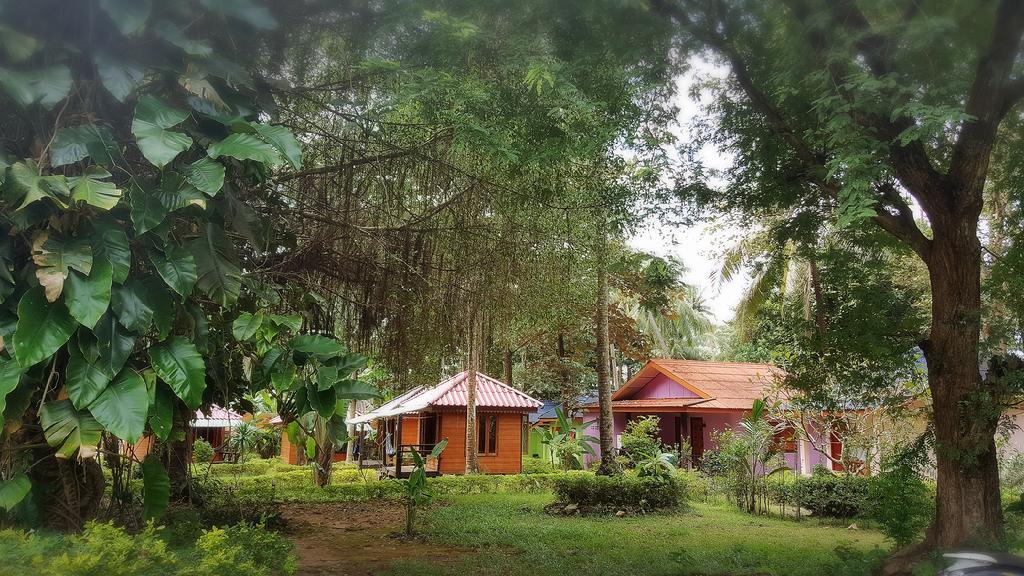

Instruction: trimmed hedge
[551,473,687,511]
[768,474,870,518]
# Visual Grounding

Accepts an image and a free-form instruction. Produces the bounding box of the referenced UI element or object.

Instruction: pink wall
[632,374,700,399]
[581,407,834,473]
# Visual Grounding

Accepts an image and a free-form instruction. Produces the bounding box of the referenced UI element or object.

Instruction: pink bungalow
[581,359,840,475]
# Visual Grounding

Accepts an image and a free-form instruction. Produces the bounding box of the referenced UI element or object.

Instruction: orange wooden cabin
[351,371,542,476]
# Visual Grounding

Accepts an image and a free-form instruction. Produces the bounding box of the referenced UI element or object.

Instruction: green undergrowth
[0,520,295,576]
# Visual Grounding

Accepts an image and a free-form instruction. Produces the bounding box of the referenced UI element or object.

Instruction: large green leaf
[307,381,337,419]
[145,278,174,340]
[0,65,72,109]
[50,124,118,167]
[190,223,242,307]
[0,24,39,62]
[129,184,169,235]
[269,314,303,332]
[199,0,277,30]
[111,279,155,334]
[31,231,93,301]
[12,287,77,368]
[66,344,111,409]
[232,312,263,341]
[334,379,381,400]
[39,399,103,458]
[95,52,146,102]
[65,257,112,329]
[69,166,121,210]
[94,311,136,376]
[88,367,147,443]
[183,157,225,196]
[149,336,205,409]
[141,454,170,520]
[270,358,295,392]
[7,160,70,210]
[131,96,193,168]
[0,357,25,429]
[316,365,339,391]
[156,172,206,211]
[0,474,31,512]
[98,0,152,35]
[290,335,345,359]
[207,133,281,166]
[252,123,302,170]
[148,245,197,299]
[150,385,174,441]
[91,221,131,284]
[154,21,213,57]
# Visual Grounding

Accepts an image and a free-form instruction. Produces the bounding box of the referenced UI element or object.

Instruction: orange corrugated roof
[611,359,785,411]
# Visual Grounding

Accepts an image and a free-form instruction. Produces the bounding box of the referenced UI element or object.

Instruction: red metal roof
[431,371,543,409]
[350,371,542,422]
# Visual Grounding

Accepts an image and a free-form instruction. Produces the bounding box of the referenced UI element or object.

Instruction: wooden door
[690,417,704,465]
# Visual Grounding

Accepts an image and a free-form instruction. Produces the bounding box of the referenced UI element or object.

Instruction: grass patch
[383,492,889,576]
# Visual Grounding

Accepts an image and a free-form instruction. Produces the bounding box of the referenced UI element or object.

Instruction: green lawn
[384,493,890,576]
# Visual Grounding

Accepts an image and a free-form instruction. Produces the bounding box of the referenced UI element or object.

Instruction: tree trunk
[503,346,513,388]
[345,400,358,463]
[922,227,1003,549]
[595,223,617,476]
[465,311,482,474]
[314,444,334,487]
[167,405,192,501]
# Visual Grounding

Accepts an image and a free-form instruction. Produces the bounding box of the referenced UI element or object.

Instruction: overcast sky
[627,60,749,325]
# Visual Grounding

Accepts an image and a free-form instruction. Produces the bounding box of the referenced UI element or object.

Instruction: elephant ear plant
[0,0,307,529]
[236,312,381,487]
[405,438,447,536]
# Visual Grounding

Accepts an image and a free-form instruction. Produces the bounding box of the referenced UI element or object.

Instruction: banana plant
[405,439,447,536]
[540,406,597,470]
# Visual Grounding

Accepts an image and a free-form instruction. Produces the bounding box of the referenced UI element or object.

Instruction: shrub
[551,473,687,512]
[620,416,663,466]
[770,473,870,518]
[193,438,215,464]
[0,521,296,576]
[522,456,559,474]
[865,450,934,546]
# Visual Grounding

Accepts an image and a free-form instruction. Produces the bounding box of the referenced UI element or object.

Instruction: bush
[770,473,870,518]
[620,416,663,466]
[193,438,214,464]
[551,473,687,512]
[866,467,932,546]
[523,456,559,474]
[0,520,296,576]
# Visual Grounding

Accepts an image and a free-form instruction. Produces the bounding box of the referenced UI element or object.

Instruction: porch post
[395,413,404,477]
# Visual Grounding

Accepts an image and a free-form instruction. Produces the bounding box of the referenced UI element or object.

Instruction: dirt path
[281,501,465,575]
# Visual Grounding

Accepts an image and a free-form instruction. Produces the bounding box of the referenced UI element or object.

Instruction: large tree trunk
[166,405,192,501]
[923,225,1003,549]
[595,224,617,476]
[503,346,513,388]
[465,311,482,474]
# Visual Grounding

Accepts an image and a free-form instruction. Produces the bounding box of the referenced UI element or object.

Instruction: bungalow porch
[350,371,542,477]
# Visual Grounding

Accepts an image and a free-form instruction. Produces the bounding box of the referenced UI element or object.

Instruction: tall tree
[594,217,617,475]
[465,308,482,474]
[651,0,1024,557]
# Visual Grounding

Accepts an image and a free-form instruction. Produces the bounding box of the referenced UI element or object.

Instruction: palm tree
[619,285,714,359]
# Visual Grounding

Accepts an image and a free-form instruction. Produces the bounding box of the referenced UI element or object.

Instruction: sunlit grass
[384,492,890,576]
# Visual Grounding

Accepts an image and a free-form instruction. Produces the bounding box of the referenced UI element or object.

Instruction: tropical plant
[635,450,678,480]
[235,312,379,487]
[619,416,664,467]
[225,420,278,459]
[193,439,215,465]
[718,399,789,514]
[405,439,447,536]
[539,407,598,471]
[0,0,309,529]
